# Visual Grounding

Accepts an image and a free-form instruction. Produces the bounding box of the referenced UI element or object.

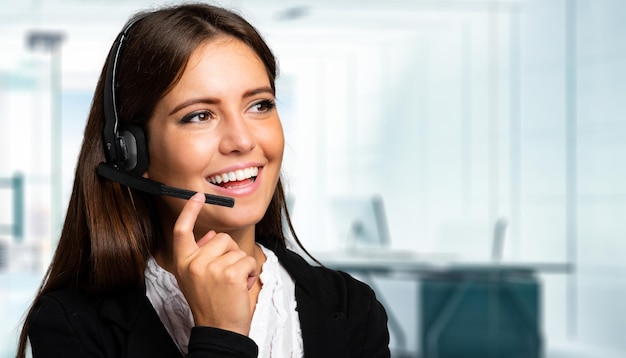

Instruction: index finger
[172,192,206,260]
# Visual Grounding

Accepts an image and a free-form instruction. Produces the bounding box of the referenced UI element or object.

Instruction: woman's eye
[180,110,214,123]
[250,99,276,113]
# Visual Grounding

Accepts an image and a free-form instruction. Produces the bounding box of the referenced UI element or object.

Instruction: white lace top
[144,244,304,357]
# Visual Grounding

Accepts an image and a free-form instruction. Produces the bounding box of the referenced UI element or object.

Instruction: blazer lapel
[274,247,351,357]
[98,285,182,357]
[295,285,351,357]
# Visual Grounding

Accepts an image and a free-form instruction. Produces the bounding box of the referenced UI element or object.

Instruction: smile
[208,166,259,187]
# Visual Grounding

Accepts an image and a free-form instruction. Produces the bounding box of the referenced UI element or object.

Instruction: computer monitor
[329,194,390,249]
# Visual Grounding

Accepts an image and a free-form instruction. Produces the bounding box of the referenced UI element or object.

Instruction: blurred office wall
[1,0,626,357]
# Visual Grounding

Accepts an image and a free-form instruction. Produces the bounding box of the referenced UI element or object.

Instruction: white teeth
[209,167,259,185]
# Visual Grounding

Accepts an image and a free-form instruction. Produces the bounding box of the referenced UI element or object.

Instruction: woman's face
[146,37,284,236]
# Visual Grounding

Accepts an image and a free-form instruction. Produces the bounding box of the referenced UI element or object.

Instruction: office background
[0,0,624,357]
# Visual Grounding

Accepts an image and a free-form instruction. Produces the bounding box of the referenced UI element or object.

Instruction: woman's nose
[218,114,256,154]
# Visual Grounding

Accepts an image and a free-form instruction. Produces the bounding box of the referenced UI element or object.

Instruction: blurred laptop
[325,195,453,263]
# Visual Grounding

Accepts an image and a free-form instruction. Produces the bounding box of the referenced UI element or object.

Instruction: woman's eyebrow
[169,98,219,116]
[243,86,274,98]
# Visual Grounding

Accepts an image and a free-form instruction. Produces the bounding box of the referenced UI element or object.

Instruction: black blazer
[28,246,390,357]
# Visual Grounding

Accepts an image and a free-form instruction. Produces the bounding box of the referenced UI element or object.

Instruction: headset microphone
[97,15,235,208]
[97,163,234,207]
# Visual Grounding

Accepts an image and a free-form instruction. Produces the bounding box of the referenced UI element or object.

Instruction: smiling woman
[146,38,285,237]
[16,3,390,358]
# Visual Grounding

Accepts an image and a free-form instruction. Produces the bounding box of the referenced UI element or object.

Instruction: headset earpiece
[117,123,148,176]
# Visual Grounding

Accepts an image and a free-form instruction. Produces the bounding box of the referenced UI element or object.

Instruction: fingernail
[190,192,205,203]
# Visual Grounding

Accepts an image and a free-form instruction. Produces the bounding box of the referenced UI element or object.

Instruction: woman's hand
[172,192,259,336]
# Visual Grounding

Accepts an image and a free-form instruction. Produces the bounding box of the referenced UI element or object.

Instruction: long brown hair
[17,4,307,356]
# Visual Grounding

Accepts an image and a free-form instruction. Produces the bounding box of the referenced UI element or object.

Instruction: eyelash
[251,99,276,113]
[179,99,276,124]
[180,111,214,124]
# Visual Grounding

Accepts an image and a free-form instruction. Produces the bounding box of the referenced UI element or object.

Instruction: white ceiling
[0,0,521,88]
[0,0,522,26]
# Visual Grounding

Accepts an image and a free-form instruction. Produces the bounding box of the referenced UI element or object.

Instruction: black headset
[101,16,149,177]
[97,16,235,207]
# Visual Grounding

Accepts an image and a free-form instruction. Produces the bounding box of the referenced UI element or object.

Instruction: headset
[97,16,235,208]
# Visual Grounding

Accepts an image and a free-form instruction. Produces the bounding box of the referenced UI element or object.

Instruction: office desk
[313,250,573,276]
[313,250,573,358]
